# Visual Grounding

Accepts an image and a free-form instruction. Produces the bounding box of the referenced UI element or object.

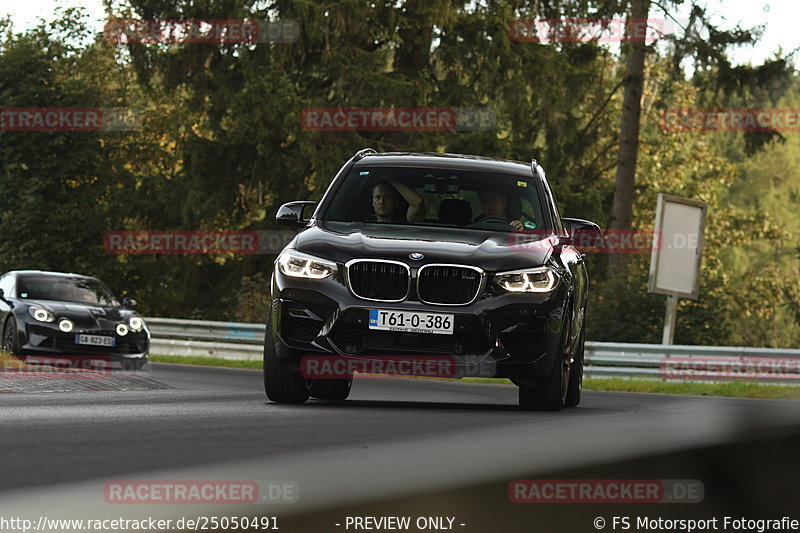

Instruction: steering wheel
[467,217,515,230]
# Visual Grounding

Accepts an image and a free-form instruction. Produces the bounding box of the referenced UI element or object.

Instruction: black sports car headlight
[494,266,559,293]
[29,307,55,322]
[128,316,145,331]
[277,250,337,279]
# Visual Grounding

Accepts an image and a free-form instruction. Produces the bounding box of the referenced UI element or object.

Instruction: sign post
[661,294,679,345]
[648,194,707,345]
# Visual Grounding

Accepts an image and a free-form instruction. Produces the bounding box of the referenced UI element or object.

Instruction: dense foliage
[1,1,797,346]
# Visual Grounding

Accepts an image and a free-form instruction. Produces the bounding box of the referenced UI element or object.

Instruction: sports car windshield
[323,166,547,232]
[17,276,119,306]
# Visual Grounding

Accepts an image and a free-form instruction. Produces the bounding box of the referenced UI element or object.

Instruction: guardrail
[146,317,264,360]
[145,317,800,383]
[582,342,800,383]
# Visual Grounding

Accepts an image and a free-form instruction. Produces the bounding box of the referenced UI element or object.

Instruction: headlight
[29,307,55,322]
[128,316,144,331]
[277,250,337,279]
[58,319,74,333]
[494,266,558,293]
[116,323,129,336]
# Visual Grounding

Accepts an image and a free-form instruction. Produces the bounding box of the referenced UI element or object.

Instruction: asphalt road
[1,363,799,531]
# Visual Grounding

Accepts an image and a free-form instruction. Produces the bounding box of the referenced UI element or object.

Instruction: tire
[3,318,21,357]
[262,319,310,404]
[309,375,353,401]
[518,308,571,411]
[564,320,585,408]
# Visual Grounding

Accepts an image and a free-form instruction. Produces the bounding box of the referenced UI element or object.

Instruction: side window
[0,275,14,298]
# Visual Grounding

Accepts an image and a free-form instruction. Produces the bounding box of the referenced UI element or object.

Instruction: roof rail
[354,148,377,161]
[530,158,540,175]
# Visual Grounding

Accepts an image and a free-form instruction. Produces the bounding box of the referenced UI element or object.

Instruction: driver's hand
[510,219,524,230]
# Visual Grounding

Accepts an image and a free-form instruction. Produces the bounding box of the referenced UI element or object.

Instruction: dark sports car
[264,150,601,410]
[0,270,149,369]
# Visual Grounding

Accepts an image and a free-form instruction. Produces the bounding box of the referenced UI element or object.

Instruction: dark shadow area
[281,424,800,532]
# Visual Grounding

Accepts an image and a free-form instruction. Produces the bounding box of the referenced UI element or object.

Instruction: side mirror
[122,296,137,309]
[562,217,603,248]
[276,201,317,227]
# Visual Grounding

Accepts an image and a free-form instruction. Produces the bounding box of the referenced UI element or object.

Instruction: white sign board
[648,194,707,300]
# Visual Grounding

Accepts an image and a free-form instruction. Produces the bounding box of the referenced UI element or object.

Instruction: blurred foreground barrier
[146,318,800,382]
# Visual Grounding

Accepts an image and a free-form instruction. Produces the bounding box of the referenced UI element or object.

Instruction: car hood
[294,222,554,271]
[23,300,126,321]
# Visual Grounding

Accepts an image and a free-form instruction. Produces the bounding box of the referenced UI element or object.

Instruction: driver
[478,190,524,230]
[372,178,424,223]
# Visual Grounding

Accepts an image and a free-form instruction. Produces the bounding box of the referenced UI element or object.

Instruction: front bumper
[270,268,569,381]
[18,319,150,363]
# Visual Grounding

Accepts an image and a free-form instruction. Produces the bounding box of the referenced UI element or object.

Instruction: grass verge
[0,351,26,369]
[581,377,800,400]
[150,355,800,400]
[150,354,261,369]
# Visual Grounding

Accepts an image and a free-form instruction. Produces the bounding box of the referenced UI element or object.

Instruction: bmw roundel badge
[409,252,424,260]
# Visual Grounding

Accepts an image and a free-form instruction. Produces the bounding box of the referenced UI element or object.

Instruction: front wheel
[518,356,566,411]
[518,311,571,411]
[263,323,310,404]
[3,318,21,357]
[564,320,585,408]
[309,376,353,401]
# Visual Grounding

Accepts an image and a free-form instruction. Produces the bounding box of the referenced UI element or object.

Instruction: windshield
[17,276,120,306]
[322,166,546,232]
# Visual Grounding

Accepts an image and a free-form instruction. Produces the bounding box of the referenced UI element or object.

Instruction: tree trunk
[609,0,650,270]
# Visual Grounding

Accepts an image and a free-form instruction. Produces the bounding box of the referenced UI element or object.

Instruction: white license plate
[75,334,116,347]
[369,309,454,335]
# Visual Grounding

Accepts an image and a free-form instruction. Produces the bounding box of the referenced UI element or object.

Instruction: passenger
[371,178,424,223]
[478,190,524,230]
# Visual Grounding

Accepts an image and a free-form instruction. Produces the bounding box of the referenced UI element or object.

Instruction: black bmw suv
[264,149,600,410]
